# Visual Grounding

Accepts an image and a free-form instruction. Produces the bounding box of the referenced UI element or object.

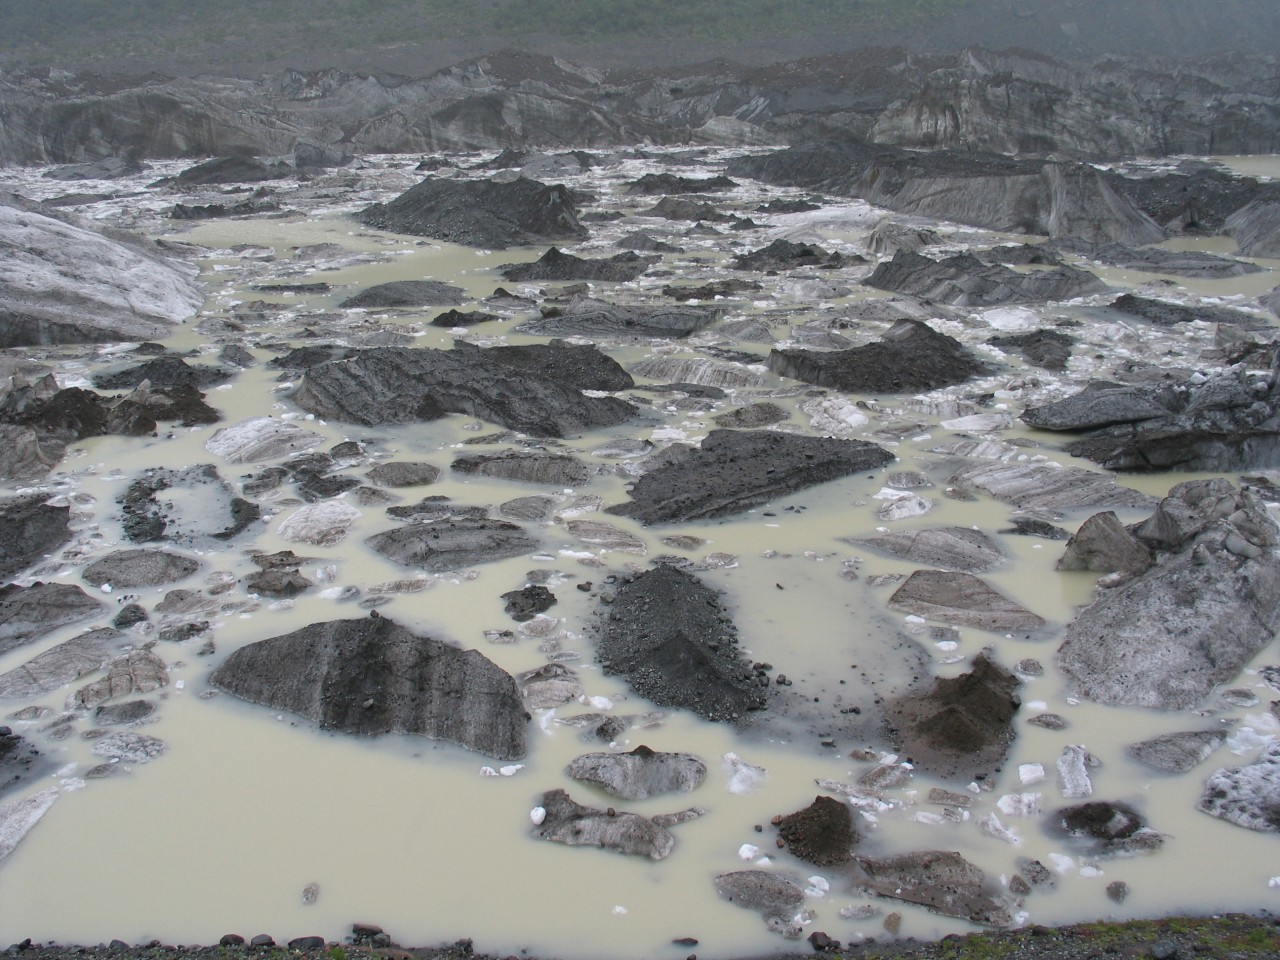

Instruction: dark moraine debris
[852,850,1012,926]
[887,570,1045,632]
[120,465,260,546]
[606,429,893,525]
[846,527,1005,574]
[1052,801,1163,855]
[500,248,656,283]
[502,585,556,623]
[988,329,1074,371]
[290,342,636,438]
[338,280,467,309]
[208,614,528,759]
[769,319,990,394]
[594,564,765,722]
[452,451,590,486]
[865,250,1106,306]
[662,279,762,301]
[92,355,233,391]
[884,651,1021,781]
[431,309,498,328]
[0,495,71,580]
[775,795,859,866]
[0,424,64,481]
[1107,293,1268,329]
[356,177,587,249]
[565,744,707,800]
[0,581,104,656]
[1023,366,1280,473]
[1264,285,1280,319]
[731,239,853,271]
[366,516,538,572]
[623,173,738,194]
[1057,480,1280,710]
[167,155,293,186]
[617,232,684,254]
[518,295,722,339]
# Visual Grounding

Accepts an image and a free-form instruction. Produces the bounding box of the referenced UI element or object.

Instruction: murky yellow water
[1,151,1279,954]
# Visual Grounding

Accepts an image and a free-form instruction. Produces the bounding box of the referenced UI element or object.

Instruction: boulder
[884,652,1021,781]
[663,279,760,301]
[987,329,1074,370]
[0,495,71,580]
[606,429,894,525]
[500,248,655,283]
[1198,741,1280,832]
[1127,730,1227,773]
[0,425,64,480]
[564,519,646,555]
[1052,801,1163,855]
[1107,293,1267,328]
[851,850,1011,926]
[1225,199,1280,258]
[865,222,939,257]
[1050,239,1264,279]
[339,280,467,309]
[0,196,202,347]
[516,295,721,339]
[431,308,498,328]
[357,177,587,249]
[1058,482,1280,709]
[82,549,200,589]
[169,155,292,185]
[713,870,806,919]
[366,462,441,487]
[1025,366,1280,473]
[565,745,707,800]
[517,663,582,708]
[532,788,692,860]
[0,582,104,656]
[865,250,1105,307]
[713,402,788,429]
[366,516,538,572]
[451,451,589,486]
[774,795,859,866]
[94,699,156,725]
[90,732,167,763]
[92,355,233,391]
[0,628,117,699]
[501,585,556,623]
[290,343,636,438]
[594,564,765,722]
[71,649,170,710]
[731,239,850,271]
[276,500,362,547]
[205,417,324,464]
[769,319,990,393]
[0,788,58,864]
[845,527,1005,573]
[209,614,528,759]
[948,462,1154,511]
[1056,511,1152,574]
[887,571,1045,632]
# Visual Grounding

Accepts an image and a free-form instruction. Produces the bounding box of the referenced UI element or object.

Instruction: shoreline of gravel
[7,913,1280,960]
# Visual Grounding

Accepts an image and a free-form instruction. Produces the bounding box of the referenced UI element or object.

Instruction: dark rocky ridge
[606,429,894,525]
[1,48,1277,166]
[290,342,636,438]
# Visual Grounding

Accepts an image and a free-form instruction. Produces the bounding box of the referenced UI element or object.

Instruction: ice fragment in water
[738,843,760,860]
[723,752,766,793]
[530,806,546,825]
[1019,763,1046,785]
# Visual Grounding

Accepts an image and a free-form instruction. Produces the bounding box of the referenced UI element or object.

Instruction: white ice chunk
[1019,763,1046,785]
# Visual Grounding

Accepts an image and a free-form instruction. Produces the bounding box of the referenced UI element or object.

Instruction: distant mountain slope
[2,0,1279,77]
